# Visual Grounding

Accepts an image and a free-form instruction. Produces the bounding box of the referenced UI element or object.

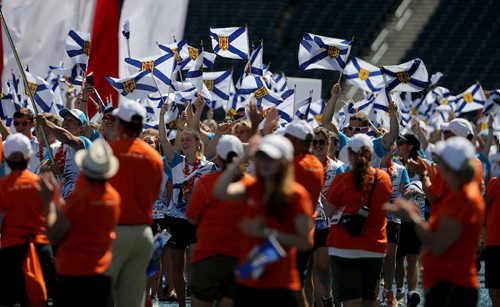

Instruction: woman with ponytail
[323,134,393,307]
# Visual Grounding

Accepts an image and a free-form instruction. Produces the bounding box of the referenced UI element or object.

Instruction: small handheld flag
[380,58,429,92]
[105,70,157,100]
[298,33,351,72]
[454,82,486,115]
[236,235,287,280]
[65,30,91,74]
[210,27,249,60]
[344,57,384,93]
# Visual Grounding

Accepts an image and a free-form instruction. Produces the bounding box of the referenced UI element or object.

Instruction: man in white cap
[107,99,164,307]
[39,139,120,306]
[284,120,325,307]
[0,133,56,305]
[36,108,92,198]
[186,135,253,307]
[440,118,474,141]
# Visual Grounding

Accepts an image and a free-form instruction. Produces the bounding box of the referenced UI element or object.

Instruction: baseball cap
[216,135,244,161]
[256,134,294,161]
[433,136,476,171]
[348,134,373,153]
[398,133,421,150]
[75,139,119,180]
[4,133,34,160]
[284,120,314,141]
[112,99,146,124]
[440,118,473,138]
[59,108,87,126]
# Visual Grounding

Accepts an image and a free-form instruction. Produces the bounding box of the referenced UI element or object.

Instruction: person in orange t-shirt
[0,134,56,305]
[284,120,325,307]
[323,134,392,307]
[389,137,484,307]
[186,135,252,307]
[485,176,500,306]
[108,100,164,307]
[214,134,312,307]
[40,139,121,307]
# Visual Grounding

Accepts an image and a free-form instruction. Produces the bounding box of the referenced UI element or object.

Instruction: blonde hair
[254,155,294,221]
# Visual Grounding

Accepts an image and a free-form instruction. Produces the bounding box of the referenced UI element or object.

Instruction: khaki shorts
[190,255,239,302]
[330,256,384,302]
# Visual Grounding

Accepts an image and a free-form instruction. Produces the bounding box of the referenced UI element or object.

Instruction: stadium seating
[403,0,500,94]
[183,0,401,98]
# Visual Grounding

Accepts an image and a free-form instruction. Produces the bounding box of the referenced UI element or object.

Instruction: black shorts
[56,274,111,307]
[386,222,401,244]
[313,227,330,250]
[296,249,312,287]
[0,243,56,305]
[485,245,500,289]
[397,222,421,258]
[425,281,478,307]
[234,285,299,307]
[191,255,239,302]
[330,256,384,302]
[164,216,197,249]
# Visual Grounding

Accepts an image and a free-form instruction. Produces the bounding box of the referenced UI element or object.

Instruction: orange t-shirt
[237,178,312,290]
[423,182,484,290]
[110,138,163,225]
[485,177,500,246]
[429,157,483,215]
[186,171,253,263]
[294,153,325,213]
[0,170,49,248]
[325,168,392,254]
[56,180,121,276]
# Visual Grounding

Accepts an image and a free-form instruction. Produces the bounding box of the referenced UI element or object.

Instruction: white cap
[433,136,476,171]
[112,99,147,124]
[216,135,244,161]
[440,118,473,138]
[257,134,294,161]
[4,133,33,160]
[348,134,373,153]
[284,120,314,141]
[75,139,119,180]
[59,108,88,126]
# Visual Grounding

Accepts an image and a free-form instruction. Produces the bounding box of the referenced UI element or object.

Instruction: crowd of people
[0,79,499,307]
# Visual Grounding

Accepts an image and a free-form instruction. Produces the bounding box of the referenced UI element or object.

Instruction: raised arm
[189,95,211,146]
[158,103,176,163]
[381,101,400,150]
[480,114,494,159]
[36,114,85,150]
[74,84,97,140]
[321,83,341,134]
[0,118,13,139]
[205,121,232,161]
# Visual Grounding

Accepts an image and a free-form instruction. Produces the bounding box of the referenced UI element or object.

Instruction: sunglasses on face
[13,120,32,127]
[312,139,326,146]
[102,115,116,121]
[346,126,368,132]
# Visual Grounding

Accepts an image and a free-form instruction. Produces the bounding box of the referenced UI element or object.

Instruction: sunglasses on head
[312,139,326,146]
[346,126,367,132]
[13,120,32,127]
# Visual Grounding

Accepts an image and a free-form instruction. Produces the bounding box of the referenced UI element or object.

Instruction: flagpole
[0,6,57,167]
[226,68,233,116]
[245,23,251,71]
[292,84,297,120]
[149,71,167,107]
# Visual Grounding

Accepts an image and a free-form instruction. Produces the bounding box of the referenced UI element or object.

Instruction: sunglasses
[346,126,368,132]
[13,120,32,127]
[312,139,326,146]
[102,115,116,121]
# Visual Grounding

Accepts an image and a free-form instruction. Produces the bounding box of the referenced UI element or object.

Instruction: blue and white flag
[454,82,486,115]
[177,45,216,71]
[158,40,189,68]
[483,89,500,117]
[121,20,130,40]
[225,93,247,118]
[248,41,263,76]
[429,72,444,87]
[210,27,249,60]
[203,70,232,109]
[0,89,21,127]
[380,59,429,92]
[236,235,287,280]
[344,57,384,92]
[125,53,177,86]
[23,71,54,113]
[105,70,157,100]
[239,76,282,109]
[185,46,213,107]
[271,72,288,94]
[175,87,198,106]
[298,33,351,71]
[65,30,91,73]
[295,97,313,120]
[304,99,326,128]
[276,89,295,123]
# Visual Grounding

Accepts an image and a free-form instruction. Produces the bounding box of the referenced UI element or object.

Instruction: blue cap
[59,108,87,126]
